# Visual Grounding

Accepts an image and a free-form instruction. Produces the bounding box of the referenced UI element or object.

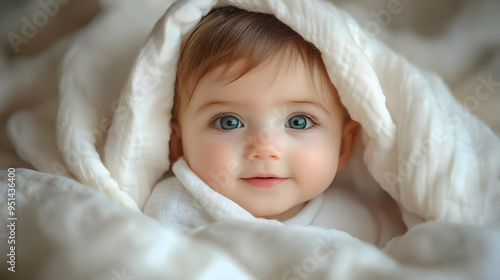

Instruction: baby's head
[169,6,359,221]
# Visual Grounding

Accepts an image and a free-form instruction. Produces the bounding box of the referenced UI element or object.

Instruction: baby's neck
[260,201,307,222]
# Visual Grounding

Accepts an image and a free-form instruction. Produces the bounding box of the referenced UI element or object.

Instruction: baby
[145,6,406,246]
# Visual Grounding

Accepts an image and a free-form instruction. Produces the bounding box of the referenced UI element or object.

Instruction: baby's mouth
[242,177,287,188]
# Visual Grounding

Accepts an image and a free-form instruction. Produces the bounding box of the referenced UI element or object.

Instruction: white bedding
[1,0,500,279]
[1,169,500,279]
[144,157,406,248]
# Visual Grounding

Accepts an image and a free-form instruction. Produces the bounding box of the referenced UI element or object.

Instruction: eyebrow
[195,101,244,114]
[195,99,331,116]
[286,100,331,116]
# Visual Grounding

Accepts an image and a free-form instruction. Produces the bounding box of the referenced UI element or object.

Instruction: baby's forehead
[174,47,344,120]
[192,55,340,110]
[211,48,328,81]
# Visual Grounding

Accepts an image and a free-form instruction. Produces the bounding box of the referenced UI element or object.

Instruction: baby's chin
[247,202,306,222]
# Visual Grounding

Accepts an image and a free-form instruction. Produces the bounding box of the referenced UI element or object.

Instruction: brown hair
[172,6,340,122]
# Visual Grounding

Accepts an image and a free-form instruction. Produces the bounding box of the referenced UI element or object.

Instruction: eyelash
[287,113,319,130]
[207,112,320,130]
[208,113,244,129]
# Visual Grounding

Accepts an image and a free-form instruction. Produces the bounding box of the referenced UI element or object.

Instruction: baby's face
[177,56,356,221]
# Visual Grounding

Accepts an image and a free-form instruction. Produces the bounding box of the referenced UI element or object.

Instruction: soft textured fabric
[144,158,279,229]
[283,180,407,247]
[2,169,500,279]
[145,158,406,247]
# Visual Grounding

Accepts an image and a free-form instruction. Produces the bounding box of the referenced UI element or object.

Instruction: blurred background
[1,0,100,57]
[0,0,469,57]
[2,0,498,80]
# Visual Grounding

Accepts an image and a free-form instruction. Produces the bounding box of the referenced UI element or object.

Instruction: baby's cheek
[190,140,239,193]
[293,144,338,194]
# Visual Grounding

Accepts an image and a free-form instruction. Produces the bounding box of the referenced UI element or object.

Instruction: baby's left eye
[215,115,243,130]
[285,115,312,129]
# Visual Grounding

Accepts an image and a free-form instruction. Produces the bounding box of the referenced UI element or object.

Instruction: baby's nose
[244,128,282,161]
[245,146,281,160]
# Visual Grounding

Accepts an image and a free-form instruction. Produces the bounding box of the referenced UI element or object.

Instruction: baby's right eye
[214,116,243,130]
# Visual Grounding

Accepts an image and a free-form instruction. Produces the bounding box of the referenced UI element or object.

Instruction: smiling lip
[242,177,287,188]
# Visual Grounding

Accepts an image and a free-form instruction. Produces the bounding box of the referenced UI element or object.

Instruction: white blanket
[1,0,500,279]
[1,169,500,279]
[144,157,406,247]
[144,158,281,229]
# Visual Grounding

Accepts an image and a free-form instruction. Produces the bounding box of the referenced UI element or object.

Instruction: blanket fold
[1,169,500,279]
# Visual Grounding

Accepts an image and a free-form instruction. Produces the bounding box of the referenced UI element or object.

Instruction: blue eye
[286,115,312,129]
[215,116,242,130]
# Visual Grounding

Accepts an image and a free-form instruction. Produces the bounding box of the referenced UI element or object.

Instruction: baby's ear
[337,120,360,171]
[168,121,183,164]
